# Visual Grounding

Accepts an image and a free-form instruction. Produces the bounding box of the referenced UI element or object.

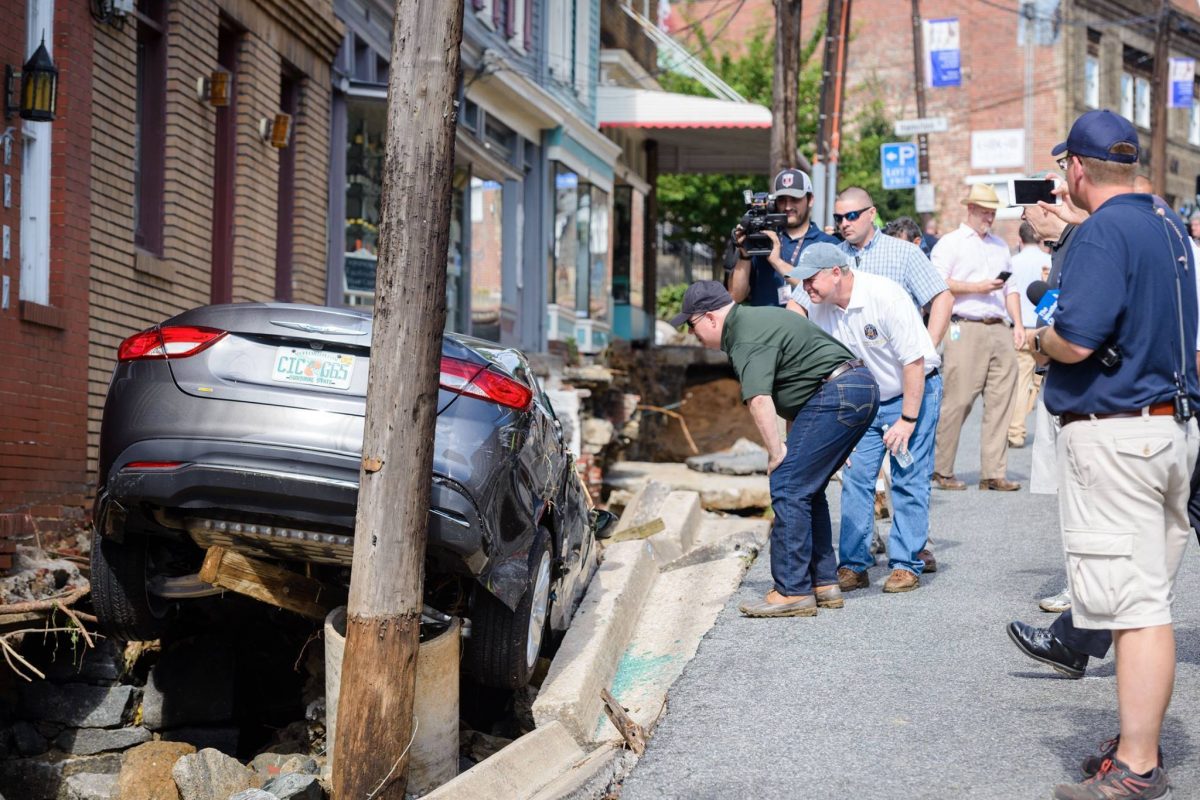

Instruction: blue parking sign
[880,142,919,190]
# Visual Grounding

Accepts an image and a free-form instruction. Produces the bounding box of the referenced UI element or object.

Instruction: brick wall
[88,0,341,488]
[0,0,94,564]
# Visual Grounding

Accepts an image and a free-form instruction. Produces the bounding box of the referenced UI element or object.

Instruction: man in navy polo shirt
[728,168,838,307]
[1029,109,1199,800]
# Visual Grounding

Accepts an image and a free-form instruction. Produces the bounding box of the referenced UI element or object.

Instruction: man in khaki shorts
[1032,109,1199,800]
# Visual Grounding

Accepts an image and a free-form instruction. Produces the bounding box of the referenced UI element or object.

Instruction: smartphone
[996,270,1012,282]
[1009,178,1061,206]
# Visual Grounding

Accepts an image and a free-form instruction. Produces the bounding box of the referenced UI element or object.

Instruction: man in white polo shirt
[791,243,943,593]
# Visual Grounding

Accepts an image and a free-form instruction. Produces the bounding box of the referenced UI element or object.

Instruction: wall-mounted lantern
[5,37,58,122]
[195,70,232,107]
[259,112,293,149]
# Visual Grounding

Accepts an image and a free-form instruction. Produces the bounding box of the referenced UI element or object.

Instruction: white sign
[1170,57,1195,108]
[894,117,949,136]
[915,183,936,213]
[971,129,1025,169]
[923,18,961,88]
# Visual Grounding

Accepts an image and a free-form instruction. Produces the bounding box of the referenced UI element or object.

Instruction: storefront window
[575,186,591,314]
[588,185,610,323]
[470,177,504,342]
[553,165,579,310]
[343,98,386,306]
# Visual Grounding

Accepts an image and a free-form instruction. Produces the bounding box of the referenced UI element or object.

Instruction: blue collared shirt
[743,223,839,307]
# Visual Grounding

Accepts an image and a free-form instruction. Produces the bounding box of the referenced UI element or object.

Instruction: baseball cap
[1051,109,1139,163]
[773,168,814,199]
[787,242,850,282]
[668,280,734,327]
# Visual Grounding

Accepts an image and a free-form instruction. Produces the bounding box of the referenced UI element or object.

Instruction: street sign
[894,117,949,136]
[923,18,961,88]
[881,142,920,190]
[915,183,936,213]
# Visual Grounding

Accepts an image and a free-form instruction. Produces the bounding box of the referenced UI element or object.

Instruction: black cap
[772,168,814,199]
[669,280,734,327]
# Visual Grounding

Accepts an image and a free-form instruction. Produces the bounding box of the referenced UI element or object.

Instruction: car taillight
[123,461,184,470]
[439,356,533,411]
[118,326,227,362]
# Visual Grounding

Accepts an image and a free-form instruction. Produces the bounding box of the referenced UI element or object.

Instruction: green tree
[656,13,916,258]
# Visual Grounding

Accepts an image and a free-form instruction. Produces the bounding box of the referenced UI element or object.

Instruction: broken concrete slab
[421,721,584,800]
[20,684,135,728]
[56,726,152,756]
[611,482,699,563]
[685,437,768,475]
[664,515,771,571]
[590,554,749,742]
[606,462,770,511]
[532,540,658,744]
[526,744,635,800]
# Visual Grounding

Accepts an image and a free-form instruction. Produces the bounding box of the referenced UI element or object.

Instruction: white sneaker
[1039,590,1071,613]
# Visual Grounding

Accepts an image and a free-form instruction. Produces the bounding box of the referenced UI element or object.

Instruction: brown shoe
[918,548,937,573]
[837,566,869,592]
[882,568,919,593]
[932,472,966,491]
[979,477,1021,491]
[814,584,844,609]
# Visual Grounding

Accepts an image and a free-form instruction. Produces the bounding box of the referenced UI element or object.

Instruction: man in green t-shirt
[671,281,879,616]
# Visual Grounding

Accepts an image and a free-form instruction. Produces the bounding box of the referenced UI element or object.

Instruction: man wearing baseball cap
[1029,109,1199,800]
[728,168,838,308]
[670,280,878,617]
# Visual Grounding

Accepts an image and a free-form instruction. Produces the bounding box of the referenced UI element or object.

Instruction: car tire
[467,533,553,689]
[90,527,169,642]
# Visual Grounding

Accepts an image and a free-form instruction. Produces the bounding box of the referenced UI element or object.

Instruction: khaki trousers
[934,320,1019,480]
[1007,344,1042,444]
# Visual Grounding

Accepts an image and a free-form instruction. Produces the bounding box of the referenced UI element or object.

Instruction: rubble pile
[0,547,88,606]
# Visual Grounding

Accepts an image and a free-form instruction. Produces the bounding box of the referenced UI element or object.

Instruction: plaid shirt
[839,231,947,308]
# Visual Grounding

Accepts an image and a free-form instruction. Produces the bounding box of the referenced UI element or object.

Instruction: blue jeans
[769,367,879,596]
[839,372,944,575]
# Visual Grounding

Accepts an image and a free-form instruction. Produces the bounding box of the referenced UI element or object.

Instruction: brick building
[88,1,341,486]
[0,0,94,564]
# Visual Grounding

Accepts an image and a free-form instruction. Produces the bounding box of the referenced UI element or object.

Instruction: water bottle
[882,424,914,468]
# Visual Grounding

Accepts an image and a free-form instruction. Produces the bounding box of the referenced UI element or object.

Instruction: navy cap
[669,280,734,327]
[788,242,850,282]
[1051,109,1139,163]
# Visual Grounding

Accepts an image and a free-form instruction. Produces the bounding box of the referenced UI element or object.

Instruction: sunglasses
[833,206,872,224]
[685,315,700,331]
[1056,153,1073,172]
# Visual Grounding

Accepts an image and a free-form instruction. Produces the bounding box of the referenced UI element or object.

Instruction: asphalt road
[619,406,1200,799]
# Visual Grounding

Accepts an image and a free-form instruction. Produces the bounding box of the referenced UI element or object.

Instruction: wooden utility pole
[1150,0,1171,196]
[332,3,463,799]
[910,0,931,191]
[772,0,802,177]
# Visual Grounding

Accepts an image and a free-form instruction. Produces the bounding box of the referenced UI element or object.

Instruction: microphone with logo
[1026,280,1059,325]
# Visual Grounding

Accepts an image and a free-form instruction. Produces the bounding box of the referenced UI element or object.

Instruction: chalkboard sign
[344,255,377,293]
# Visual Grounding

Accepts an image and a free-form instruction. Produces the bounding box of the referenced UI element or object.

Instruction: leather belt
[952,315,1006,325]
[1059,400,1175,427]
[824,359,865,383]
[926,367,939,380]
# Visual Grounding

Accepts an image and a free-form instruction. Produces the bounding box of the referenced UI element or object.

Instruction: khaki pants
[1057,415,1197,629]
[1007,344,1042,444]
[934,320,1018,480]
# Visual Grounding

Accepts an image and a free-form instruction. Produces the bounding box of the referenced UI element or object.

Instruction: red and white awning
[597,86,773,174]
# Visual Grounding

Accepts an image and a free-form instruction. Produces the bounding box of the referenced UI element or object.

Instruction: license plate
[271,347,355,390]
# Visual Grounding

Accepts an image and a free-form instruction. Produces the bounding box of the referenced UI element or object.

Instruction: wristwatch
[900,413,919,423]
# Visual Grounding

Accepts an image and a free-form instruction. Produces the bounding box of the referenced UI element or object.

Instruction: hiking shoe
[1081,736,1164,778]
[814,584,844,609]
[882,568,919,593]
[932,472,966,490]
[918,548,937,573]
[1040,590,1072,613]
[1052,757,1171,799]
[837,567,869,591]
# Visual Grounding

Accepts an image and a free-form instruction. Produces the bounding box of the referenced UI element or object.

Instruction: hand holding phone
[996,270,1012,282]
[1009,178,1061,206]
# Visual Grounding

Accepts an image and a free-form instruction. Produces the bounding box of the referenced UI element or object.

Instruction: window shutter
[524,0,532,51]
[494,0,503,31]
[507,0,517,39]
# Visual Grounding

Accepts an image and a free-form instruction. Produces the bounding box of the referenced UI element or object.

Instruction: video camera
[737,190,789,257]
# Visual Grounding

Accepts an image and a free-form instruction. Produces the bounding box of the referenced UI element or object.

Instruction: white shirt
[1009,244,1052,328]
[806,271,941,402]
[930,223,1018,321]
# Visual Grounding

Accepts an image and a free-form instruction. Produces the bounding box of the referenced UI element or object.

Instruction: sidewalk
[619,406,1200,799]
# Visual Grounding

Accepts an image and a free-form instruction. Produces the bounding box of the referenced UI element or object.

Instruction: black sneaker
[1053,757,1171,800]
[1081,736,1163,778]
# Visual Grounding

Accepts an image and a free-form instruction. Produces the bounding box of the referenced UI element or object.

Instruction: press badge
[778,285,791,305]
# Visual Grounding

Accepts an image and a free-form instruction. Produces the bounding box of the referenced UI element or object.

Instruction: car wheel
[467,534,553,689]
[90,527,170,642]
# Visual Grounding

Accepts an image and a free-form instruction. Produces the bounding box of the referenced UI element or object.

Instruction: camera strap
[1155,207,1193,421]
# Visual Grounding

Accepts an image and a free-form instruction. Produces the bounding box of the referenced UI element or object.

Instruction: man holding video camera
[1029,109,1199,800]
[728,168,838,307]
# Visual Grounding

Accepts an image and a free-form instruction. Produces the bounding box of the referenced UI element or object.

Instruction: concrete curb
[531,538,659,744]
[526,743,636,800]
[421,721,583,800]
